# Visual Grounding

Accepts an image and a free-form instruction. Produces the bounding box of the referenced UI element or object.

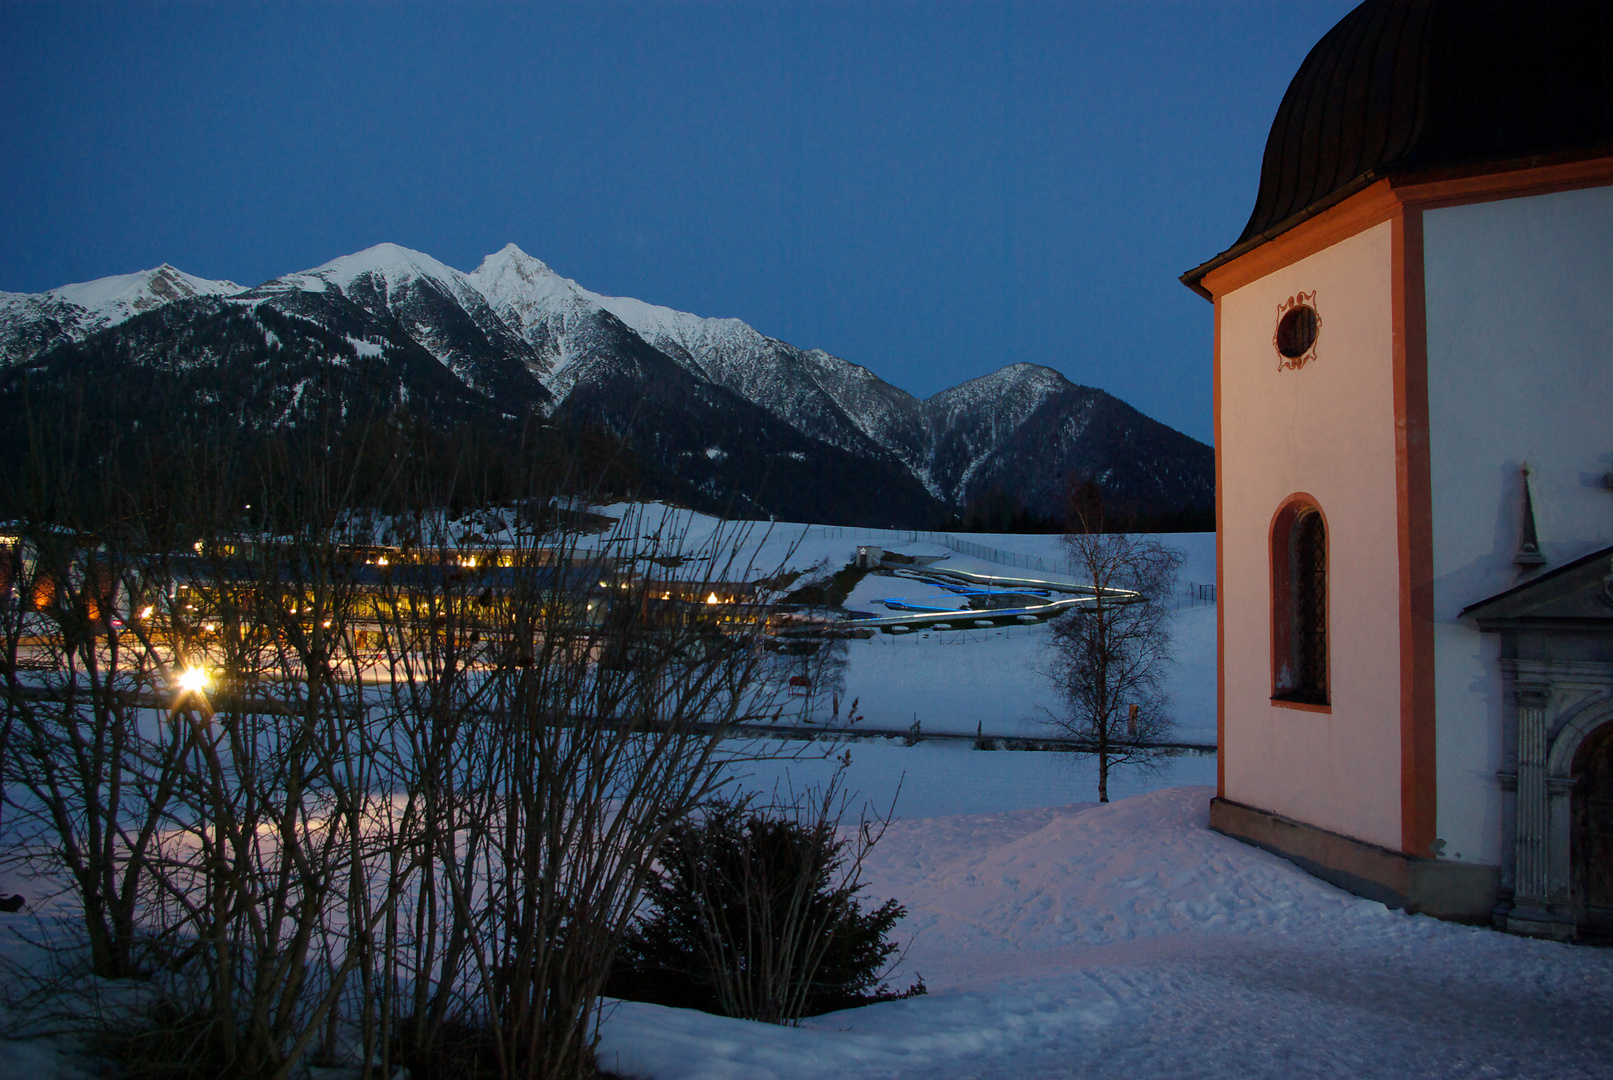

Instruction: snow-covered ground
[599,787,1613,1080]
[720,740,1216,820]
[583,512,1612,1080]
[5,510,1607,1079]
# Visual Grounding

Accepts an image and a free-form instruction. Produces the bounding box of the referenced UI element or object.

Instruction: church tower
[1183,0,1613,936]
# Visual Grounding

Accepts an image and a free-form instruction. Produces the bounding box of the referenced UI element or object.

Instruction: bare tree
[1,395,796,1080]
[1043,490,1183,803]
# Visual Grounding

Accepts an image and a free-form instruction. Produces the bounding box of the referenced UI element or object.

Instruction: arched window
[1271,497,1328,707]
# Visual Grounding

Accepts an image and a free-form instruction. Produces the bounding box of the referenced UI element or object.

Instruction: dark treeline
[943,481,1213,535]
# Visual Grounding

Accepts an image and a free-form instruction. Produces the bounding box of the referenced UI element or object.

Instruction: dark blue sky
[0,1,1357,443]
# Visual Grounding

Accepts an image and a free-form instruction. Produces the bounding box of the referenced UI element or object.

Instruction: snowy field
[590,505,1218,743]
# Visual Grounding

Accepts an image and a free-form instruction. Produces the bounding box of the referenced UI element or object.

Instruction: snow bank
[598,787,1613,1080]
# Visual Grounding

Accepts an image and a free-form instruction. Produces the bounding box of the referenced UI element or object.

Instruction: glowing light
[139,605,154,619]
[376,556,388,567]
[177,668,210,694]
[706,592,721,605]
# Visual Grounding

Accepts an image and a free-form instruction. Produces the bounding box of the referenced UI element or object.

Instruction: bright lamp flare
[177,668,211,694]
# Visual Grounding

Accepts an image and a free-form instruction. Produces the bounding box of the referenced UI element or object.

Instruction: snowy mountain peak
[1,241,1212,525]
[478,243,556,279]
[928,362,1070,407]
[278,242,471,296]
[468,243,574,305]
[50,263,246,325]
[467,243,603,346]
[0,263,247,365]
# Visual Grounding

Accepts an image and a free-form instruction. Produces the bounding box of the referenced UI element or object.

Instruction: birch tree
[1043,491,1182,803]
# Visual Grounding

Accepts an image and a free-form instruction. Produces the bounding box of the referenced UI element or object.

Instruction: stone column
[1515,683,1551,898]
[1506,682,1573,938]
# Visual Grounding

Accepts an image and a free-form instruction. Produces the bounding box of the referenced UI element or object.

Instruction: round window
[1276,304,1319,359]
[1272,292,1322,370]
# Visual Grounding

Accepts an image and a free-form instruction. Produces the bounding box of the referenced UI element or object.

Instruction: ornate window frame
[1274,291,1322,371]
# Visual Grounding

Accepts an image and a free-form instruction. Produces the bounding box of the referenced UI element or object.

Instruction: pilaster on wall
[1392,206,1437,859]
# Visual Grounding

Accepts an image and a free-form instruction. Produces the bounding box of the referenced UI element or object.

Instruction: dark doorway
[1572,720,1613,942]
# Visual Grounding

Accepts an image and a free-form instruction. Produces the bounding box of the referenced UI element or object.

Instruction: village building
[1182,0,1613,940]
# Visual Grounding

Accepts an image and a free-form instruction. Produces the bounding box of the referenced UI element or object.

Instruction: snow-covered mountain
[0,264,244,365]
[249,243,554,409]
[0,244,1212,527]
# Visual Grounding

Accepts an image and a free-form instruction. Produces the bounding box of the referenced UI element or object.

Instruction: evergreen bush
[608,796,924,1023]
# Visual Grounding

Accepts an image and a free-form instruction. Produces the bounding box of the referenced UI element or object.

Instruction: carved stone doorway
[1463,544,1613,941]
[1572,720,1613,941]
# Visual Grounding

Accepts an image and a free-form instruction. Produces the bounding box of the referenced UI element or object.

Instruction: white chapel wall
[1424,183,1613,866]
[1219,221,1403,850]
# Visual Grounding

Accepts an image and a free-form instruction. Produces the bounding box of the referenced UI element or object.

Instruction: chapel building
[1182,0,1613,940]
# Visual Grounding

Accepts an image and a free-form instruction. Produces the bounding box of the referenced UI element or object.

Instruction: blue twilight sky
[0,1,1359,444]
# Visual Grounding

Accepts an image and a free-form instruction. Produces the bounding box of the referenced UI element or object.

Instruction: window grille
[1291,509,1327,700]
[1272,500,1328,706]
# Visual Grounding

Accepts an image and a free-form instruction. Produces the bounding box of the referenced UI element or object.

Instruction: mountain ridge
[0,244,1212,528]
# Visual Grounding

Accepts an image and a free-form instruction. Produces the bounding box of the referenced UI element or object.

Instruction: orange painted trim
[1392,207,1437,859]
[1214,297,1225,799]
[1199,180,1401,301]
[1268,492,1330,708]
[1270,698,1332,715]
[1391,155,1613,212]
[1198,157,1613,305]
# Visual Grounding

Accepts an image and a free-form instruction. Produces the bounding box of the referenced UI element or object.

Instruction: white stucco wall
[1219,221,1404,850]
[1424,183,1613,866]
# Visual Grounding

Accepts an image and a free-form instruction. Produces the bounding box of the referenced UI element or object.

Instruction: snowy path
[598,788,1613,1080]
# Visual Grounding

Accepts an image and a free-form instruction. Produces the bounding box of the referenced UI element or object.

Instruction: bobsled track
[829,564,1138,635]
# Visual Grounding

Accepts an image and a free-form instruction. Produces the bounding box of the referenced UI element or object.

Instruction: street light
[177,668,211,694]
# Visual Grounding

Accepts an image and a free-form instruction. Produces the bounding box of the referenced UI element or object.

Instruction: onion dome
[1185,0,1613,291]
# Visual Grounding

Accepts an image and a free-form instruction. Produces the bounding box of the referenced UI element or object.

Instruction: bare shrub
[2,404,794,1080]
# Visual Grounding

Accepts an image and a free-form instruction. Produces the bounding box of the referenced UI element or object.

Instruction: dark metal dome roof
[1186,0,1613,290]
